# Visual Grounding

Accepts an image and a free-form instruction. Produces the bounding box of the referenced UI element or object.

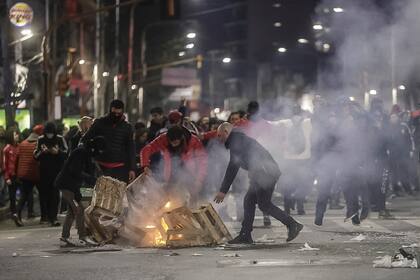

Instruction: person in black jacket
[81,100,136,183]
[214,122,303,244]
[55,136,106,247]
[34,122,68,226]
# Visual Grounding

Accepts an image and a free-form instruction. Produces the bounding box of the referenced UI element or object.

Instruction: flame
[164,201,171,209]
[145,225,156,229]
[154,230,166,246]
[161,217,169,231]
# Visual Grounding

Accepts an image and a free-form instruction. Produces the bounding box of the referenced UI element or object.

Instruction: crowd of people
[1,96,420,245]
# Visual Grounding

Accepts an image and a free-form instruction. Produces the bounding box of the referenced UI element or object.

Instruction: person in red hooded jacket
[2,128,23,226]
[16,125,43,222]
[140,125,208,205]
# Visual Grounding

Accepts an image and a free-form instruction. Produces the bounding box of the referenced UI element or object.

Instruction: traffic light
[161,0,180,20]
[58,73,70,96]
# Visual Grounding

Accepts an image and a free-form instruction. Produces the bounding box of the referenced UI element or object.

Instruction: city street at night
[2,0,420,279]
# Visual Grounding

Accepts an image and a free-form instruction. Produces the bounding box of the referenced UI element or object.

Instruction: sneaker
[60,237,75,247]
[263,216,271,227]
[286,222,303,242]
[228,233,254,244]
[314,217,323,226]
[73,239,88,247]
[81,237,99,246]
[351,215,361,226]
[378,210,394,220]
[12,214,23,227]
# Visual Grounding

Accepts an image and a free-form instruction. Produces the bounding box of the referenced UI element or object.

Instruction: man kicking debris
[55,136,106,247]
[214,122,303,244]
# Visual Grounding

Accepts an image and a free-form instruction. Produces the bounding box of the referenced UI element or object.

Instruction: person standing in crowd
[16,125,44,222]
[69,116,93,152]
[81,100,136,183]
[214,123,303,244]
[147,107,167,142]
[34,122,68,226]
[141,126,208,206]
[3,128,23,226]
[56,136,106,247]
[0,126,7,207]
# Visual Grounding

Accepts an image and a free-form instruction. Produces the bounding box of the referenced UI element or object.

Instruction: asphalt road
[1,195,419,280]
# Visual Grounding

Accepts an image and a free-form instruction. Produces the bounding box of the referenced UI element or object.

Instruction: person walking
[2,128,23,226]
[81,100,136,183]
[34,122,68,226]
[214,122,303,244]
[16,125,43,222]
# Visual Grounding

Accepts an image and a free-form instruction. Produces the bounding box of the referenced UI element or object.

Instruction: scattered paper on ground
[255,234,275,243]
[373,255,418,269]
[348,234,366,242]
[222,253,241,257]
[298,242,320,251]
[402,243,419,248]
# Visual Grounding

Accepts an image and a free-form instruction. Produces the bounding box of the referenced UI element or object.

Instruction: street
[1,195,419,280]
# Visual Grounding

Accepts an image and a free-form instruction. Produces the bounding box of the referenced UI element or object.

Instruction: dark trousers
[61,190,85,239]
[101,165,129,183]
[315,175,334,222]
[39,181,59,223]
[368,165,388,211]
[36,184,48,221]
[241,178,295,235]
[7,179,19,214]
[17,179,34,219]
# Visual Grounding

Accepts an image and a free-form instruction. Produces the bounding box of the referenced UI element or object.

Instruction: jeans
[61,190,86,239]
[7,179,20,214]
[241,177,295,235]
[17,179,34,219]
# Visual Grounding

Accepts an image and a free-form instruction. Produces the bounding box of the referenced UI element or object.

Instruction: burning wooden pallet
[163,204,232,248]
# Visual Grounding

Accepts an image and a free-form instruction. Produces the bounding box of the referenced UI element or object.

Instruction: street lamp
[298,38,309,44]
[178,51,186,57]
[131,84,138,90]
[398,85,406,90]
[186,32,196,39]
[79,59,86,65]
[349,96,355,101]
[278,47,287,53]
[222,57,231,64]
[20,29,33,36]
[185,43,195,49]
[273,22,282,28]
[369,89,377,95]
[333,7,344,13]
[273,3,281,8]
[102,72,110,77]
[313,24,323,30]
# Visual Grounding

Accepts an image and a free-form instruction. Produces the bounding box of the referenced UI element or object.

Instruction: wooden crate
[192,204,232,244]
[84,206,114,244]
[91,176,126,216]
[162,206,213,247]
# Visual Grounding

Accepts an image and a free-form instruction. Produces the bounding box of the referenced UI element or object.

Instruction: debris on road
[402,243,419,248]
[255,234,275,244]
[348,234,366,242]
[222,253,241,257]
[192,253,203,256]
[297,243,320,251]
[164,252,180,257]
[373,247,419,269]
[12,252,18,257]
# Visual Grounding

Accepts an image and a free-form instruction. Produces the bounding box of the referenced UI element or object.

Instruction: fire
[145,225,156,229]
[164,201,171,209]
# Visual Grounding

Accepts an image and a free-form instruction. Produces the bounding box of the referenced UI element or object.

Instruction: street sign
[9,2,34,27]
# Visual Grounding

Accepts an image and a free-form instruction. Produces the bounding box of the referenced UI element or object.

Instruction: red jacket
[17,137,40,182]
[3,144,19,181]
[140,133,208,185]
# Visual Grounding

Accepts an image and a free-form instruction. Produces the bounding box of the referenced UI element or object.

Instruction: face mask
[110,112,122,123]
[46,133,54,139]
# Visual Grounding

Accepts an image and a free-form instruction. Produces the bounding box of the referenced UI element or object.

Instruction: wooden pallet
[192,204,232,244]
[84,206,115,244]
[91,176,126,216]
